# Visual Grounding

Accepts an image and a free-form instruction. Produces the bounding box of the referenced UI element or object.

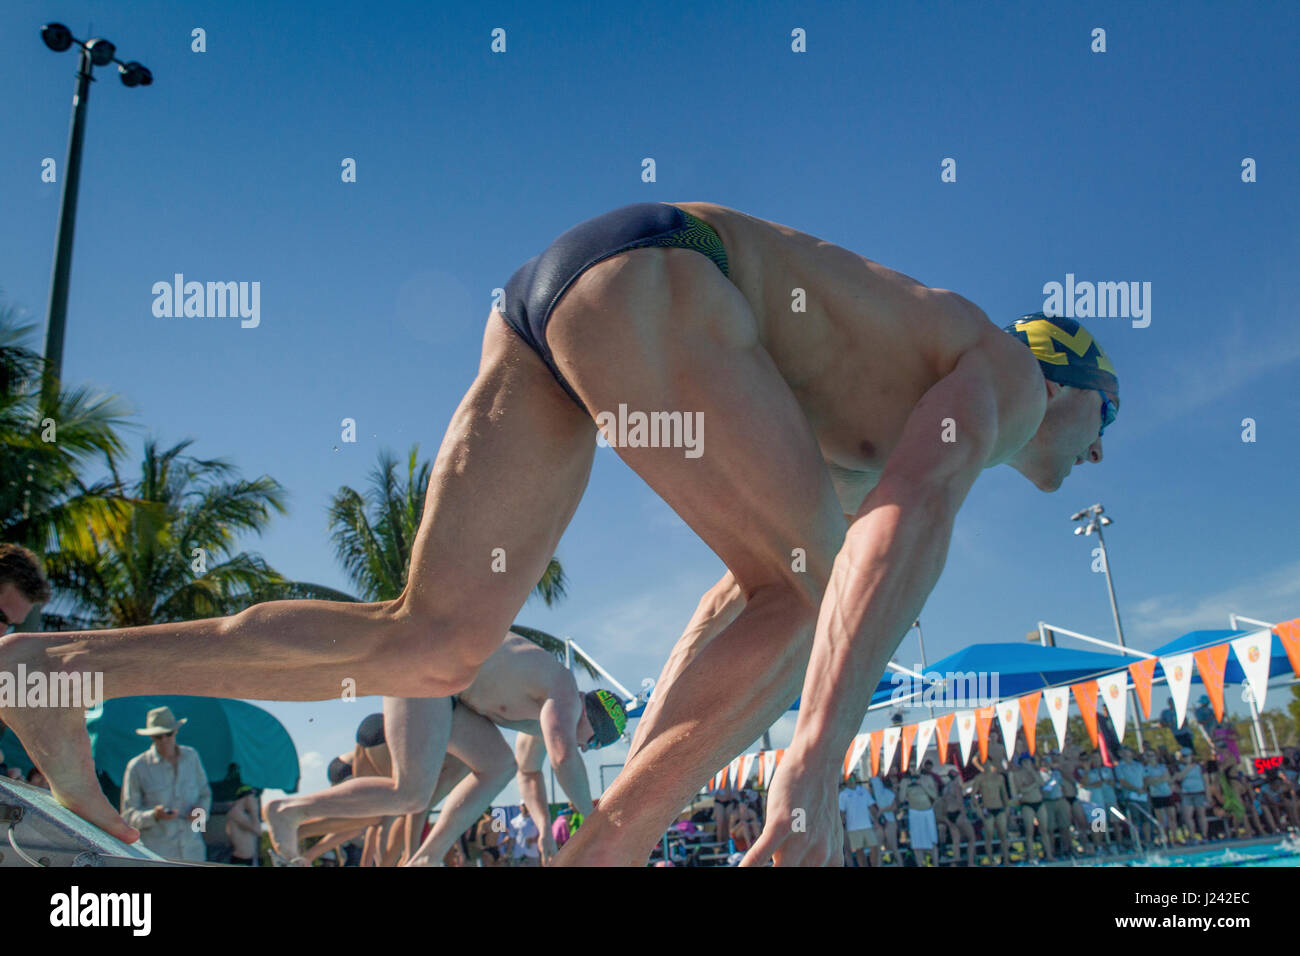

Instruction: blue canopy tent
[87,696,300,792]
[780,643,1142,713]
[865,642,1146,709]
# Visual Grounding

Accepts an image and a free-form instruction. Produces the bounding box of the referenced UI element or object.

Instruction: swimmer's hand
[740,754,843,867]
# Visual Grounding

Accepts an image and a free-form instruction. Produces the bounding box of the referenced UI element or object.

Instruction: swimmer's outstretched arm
[537,695,593,817]
[745,349,1031,866]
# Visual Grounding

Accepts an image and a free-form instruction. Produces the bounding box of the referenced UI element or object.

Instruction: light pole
[39,21,152,408]
[1070,504,1144,749]
[913,619,935,723]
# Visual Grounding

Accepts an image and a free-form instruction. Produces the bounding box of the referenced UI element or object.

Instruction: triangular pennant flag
[1071,680,1100,747]
[763,748,785,788]
[955,710,976,766]
[1096,671,1129,741]
[996,700,1021,757]
[869,731,883,777]
[1230,629,1274,712]
[1128,658,1157,720]
[935,713,955,762]
[882,726,901,774]
[975,706,996,763]
[1043,687,1071,752]
[900,724,917,771]
[915,719,937,766]
[1274,618,1300,677]
[844,734,870,781]
[1192,644,1231,721]
[1160,652,1195,727]
[727,756,742,789]
[737,752,758,790]
[1018,693,1042,755]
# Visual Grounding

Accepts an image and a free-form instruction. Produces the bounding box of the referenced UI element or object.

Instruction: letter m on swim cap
[1012,314,1117,377]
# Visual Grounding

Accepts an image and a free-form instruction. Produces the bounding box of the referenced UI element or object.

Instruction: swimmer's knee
[737,546,835,613]
[389,776,434,815]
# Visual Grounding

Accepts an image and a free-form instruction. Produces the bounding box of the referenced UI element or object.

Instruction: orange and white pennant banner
[975,706,996,762]
[1274,618,1300,676]
[915,719,937,766]
[1159,652,1195,726]
[935,713,955,760]
[955,710,977,766]
[1192,643,1231,722]
[1043,686,1071,752]
[844,734,871,780]
[1096,671,1128,740]
[996,700,1020,756]
[727,755,743,790]
[1018,693,1041,755]
[1230,629,1273,711]
[737,752,758,790]
[900,724,917,772]
[1128,658,1157,720]
[762,748,785,788]
[881,726,901,774]
[1071,680,1100,747]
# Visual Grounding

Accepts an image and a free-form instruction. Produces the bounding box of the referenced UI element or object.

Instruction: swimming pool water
[1092,834,1300,867]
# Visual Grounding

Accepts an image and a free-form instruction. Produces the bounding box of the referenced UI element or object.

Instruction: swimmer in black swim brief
[501,202,729,409]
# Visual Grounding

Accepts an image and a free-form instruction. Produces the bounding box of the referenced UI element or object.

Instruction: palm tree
[44,438,352,627]
[1,293,136,629]
[329,445,596,676]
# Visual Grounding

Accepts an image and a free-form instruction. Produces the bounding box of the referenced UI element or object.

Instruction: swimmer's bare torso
[455,633,572,736]
[670,202,1036,512]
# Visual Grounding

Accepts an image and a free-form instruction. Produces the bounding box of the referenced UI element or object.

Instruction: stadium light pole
[1070,504,1144,749]
[913,619,935,723]
[39,22,152,409]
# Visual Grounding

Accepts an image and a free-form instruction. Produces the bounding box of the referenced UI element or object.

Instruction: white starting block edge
[0,776,192,867]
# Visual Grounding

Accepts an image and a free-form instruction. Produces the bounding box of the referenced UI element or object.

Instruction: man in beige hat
[120,706,212,862]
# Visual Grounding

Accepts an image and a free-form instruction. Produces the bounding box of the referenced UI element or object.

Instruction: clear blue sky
[4,0,1298,803]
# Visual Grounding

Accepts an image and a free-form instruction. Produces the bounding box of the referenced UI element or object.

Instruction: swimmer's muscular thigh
[547,248,845,861]
[396,315,597,676]
[547,247,841,586]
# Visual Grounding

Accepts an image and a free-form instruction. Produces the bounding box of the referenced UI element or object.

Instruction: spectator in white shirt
[121,706,212,862]
[838,775,880,867]
[509,804,541,867]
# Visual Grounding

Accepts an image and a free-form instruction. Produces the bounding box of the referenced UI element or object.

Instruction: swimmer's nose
[1086,438,1103,464]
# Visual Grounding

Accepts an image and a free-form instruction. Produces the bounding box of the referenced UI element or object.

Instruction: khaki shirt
[121,744,212,862]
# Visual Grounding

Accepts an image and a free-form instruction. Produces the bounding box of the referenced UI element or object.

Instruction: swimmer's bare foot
[0,635,138,844]
[262,798,306,862]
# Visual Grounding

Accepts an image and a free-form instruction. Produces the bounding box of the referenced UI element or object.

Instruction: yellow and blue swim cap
[583,689,628,748]
[1003,313,1119,405]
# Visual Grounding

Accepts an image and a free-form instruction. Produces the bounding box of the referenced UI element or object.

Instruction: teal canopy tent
[87,696,300,793]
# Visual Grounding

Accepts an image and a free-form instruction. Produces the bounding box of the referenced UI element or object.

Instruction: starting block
[0,777,183,867]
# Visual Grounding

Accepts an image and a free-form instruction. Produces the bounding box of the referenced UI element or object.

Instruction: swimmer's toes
[56,787,138,843]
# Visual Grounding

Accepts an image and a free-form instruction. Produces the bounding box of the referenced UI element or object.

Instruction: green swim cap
[1003,313,1119,405]
[583,689,628,748]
